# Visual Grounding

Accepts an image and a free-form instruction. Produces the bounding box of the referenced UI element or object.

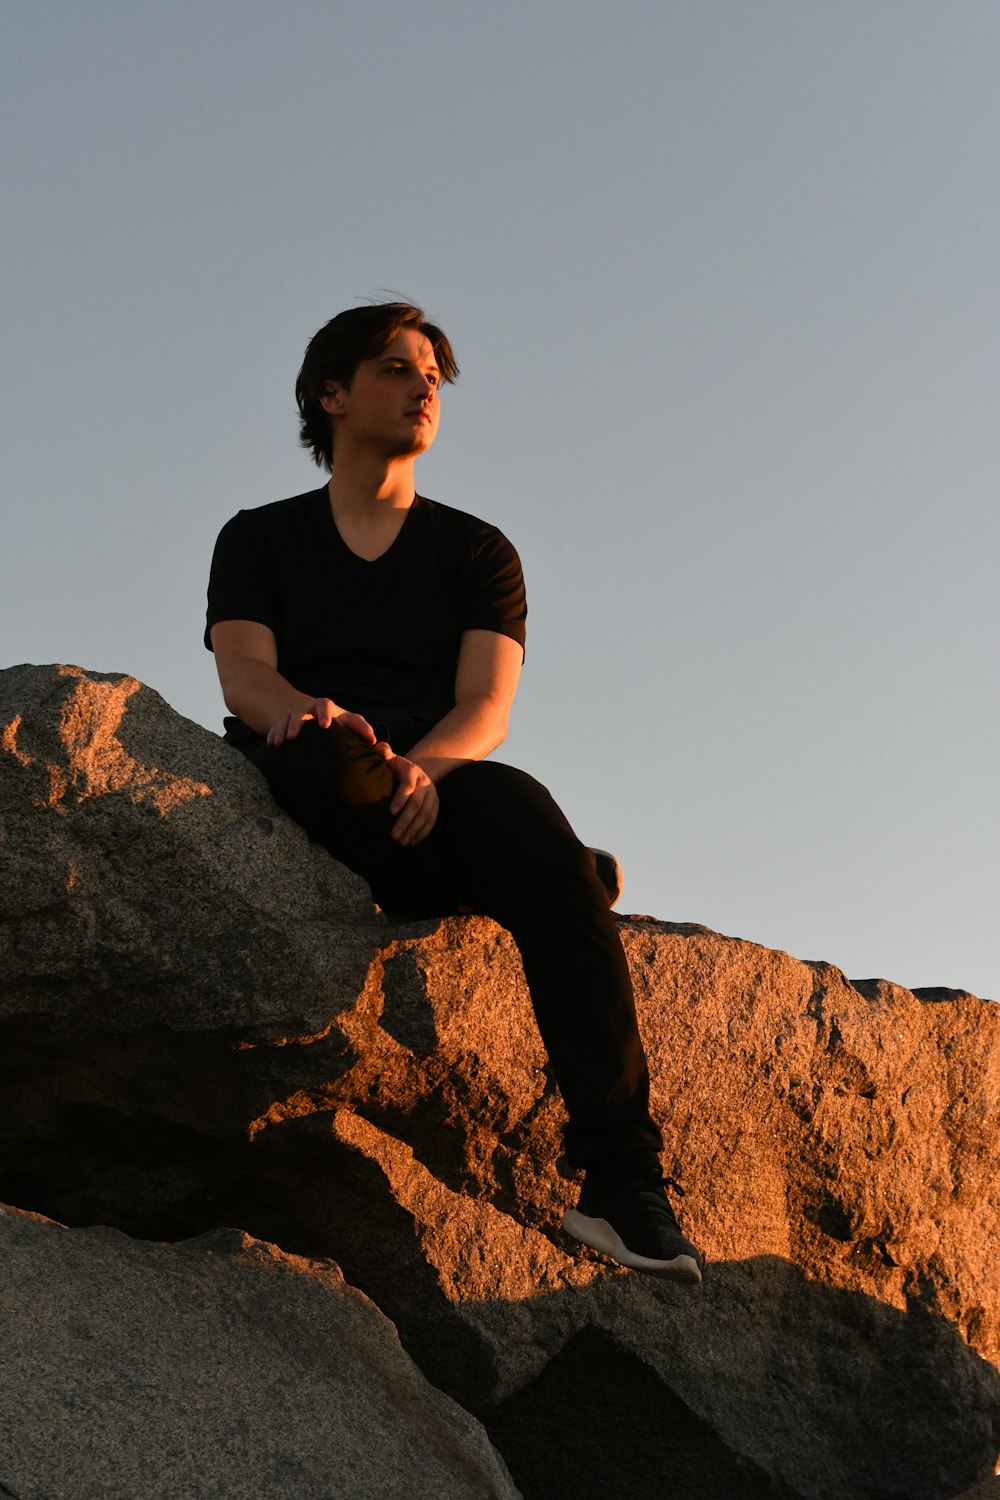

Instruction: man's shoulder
[418,496,518,552]
[228,486,328,534]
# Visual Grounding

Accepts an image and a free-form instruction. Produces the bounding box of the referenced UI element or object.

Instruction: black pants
[249,723,662,1169]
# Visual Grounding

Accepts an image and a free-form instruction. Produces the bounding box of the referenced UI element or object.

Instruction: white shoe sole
[563,1208,703,1285]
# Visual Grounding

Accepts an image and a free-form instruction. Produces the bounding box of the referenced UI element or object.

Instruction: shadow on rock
[5,1071,995,1500]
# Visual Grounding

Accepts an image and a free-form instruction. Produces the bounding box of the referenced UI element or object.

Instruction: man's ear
[319,381,347,416]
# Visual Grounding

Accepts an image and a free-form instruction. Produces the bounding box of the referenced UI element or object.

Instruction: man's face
[321,328,442,458]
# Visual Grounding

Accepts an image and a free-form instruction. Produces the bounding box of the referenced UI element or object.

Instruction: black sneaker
[563,1167,703,1284]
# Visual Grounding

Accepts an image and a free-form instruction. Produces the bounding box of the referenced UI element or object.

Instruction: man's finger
[398,806,436,845]
[390,785,422,832]
[392,782,439,844]
[394,808,424,844]
[390,775,417,817]
[339,711,376,742]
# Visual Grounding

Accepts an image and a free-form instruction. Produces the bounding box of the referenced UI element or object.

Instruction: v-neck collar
[321,490,424,565]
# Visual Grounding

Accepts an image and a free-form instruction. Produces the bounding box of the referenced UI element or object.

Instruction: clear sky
[4,1,997,999]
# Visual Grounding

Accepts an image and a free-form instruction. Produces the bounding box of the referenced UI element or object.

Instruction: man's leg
[248,722,462,916]
[429,761,659,1167]
[252,730,651,1158]
[249,730,701,1282]
[429,761,702,1284]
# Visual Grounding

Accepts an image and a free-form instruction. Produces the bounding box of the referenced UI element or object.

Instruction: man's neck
[325,454,420,561]
[327,452,418,522]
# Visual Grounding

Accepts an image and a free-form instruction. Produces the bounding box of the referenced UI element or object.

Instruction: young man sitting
[205,301,702,1284]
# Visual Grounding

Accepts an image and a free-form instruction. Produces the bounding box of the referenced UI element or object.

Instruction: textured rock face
[0,1205,520,1500]
[0,662,375,1036]
[2,664,999,1500]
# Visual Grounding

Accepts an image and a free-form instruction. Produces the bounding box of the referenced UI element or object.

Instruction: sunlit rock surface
[2,664,999,1500]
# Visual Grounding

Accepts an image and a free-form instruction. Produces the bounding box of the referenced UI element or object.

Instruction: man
[205,301,702,1284]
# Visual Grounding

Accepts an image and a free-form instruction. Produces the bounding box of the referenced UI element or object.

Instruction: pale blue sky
[4,1,997,998]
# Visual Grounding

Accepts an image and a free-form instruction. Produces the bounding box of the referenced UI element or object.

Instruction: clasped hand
[266,697,438,846]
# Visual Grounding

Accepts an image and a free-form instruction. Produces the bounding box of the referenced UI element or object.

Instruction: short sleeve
[461,527,527,655]
[204,511,278,649]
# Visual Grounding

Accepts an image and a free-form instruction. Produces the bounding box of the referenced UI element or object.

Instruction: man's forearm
[405,696,509,783]
[219,657,327,737]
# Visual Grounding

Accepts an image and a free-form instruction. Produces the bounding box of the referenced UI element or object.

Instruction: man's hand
[267,700,377,748]
[388,754,439,846]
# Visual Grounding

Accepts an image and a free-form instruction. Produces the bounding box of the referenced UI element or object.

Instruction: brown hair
[295,301,459,469]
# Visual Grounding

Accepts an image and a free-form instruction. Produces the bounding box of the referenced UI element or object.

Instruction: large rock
[2,664,999,1500]
[0,1203,519,1500]
[0,662,375,1035]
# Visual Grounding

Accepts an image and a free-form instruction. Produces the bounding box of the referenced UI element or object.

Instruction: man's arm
[209,620,378,746]
[209,620,521,850]
[408,628,522,777]
[384,628,522,846]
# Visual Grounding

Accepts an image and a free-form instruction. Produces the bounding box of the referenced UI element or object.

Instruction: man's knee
[442,761,593,882]
[254,721,395,810]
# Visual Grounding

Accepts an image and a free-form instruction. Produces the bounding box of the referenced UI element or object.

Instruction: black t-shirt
[205,486,526,750]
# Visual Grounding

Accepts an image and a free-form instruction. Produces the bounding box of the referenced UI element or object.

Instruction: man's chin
[386,431,436,458]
